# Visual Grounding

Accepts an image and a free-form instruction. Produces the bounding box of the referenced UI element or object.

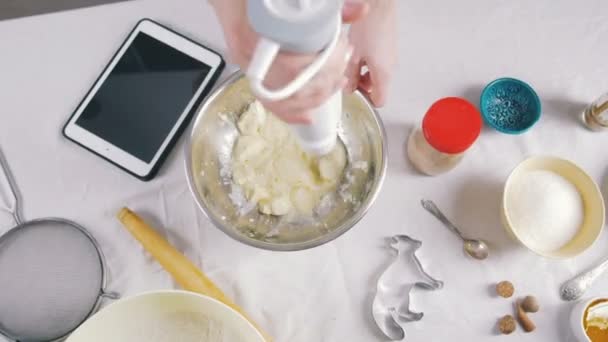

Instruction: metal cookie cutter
[372,235,444,340]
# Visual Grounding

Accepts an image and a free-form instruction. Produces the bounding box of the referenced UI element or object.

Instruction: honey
[582,92,608,131]
[584,299,608,341]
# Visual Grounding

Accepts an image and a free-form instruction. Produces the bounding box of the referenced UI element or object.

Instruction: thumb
[342,0,369,23]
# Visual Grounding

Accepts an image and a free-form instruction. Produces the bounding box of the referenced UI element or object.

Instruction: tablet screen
[75,32,210,163]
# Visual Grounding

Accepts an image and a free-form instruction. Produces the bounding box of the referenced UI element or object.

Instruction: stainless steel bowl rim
[184,71,387,251]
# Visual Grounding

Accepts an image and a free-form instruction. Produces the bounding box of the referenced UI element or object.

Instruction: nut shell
[516,301,536,332]
[498,315,516,334]
[521,295,539,313]
[496,281,515,298]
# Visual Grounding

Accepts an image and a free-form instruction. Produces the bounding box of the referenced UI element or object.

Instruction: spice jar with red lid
[407,97,482,176]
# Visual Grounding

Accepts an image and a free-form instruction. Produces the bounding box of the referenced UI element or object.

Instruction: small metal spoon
[560,257,608,301]
[421,199,489,260]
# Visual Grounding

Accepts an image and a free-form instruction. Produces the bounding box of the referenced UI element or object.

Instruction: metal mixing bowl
[185,72,387,251]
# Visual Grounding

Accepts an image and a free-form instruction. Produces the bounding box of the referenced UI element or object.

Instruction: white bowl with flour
[66,290,265,342]
[502,156,605,258]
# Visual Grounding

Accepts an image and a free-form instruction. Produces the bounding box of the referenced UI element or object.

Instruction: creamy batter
[232,101,346,216]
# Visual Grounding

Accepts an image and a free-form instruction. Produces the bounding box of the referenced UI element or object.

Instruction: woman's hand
[210,0,368,124]
[345,0,397,107]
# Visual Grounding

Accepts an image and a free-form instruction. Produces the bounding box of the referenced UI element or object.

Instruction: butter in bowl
[502,156,605,258]
[571,298,608,342]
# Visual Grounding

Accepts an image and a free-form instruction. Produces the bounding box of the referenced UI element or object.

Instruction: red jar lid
[422,97,482,154]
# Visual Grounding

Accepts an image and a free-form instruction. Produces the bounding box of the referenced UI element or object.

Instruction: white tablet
[63,19,224,180]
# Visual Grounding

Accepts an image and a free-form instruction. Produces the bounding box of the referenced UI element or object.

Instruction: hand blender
[246,0,343,155]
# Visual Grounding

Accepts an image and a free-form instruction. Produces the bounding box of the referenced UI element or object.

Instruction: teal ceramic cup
[480,78,541,134]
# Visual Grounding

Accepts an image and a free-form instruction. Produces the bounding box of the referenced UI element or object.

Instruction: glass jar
[407,97,482,176]
[582,92,608,131]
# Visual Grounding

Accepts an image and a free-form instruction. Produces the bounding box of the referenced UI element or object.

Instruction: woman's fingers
[273,111,313,124]
[367,61,390,107]
[351,60,391,107]
[263,33,351,123]
[345,56,362,93]
[251,14,361,125]
[262,74,347,125]
[214,0,377,125]
[342,0,369,23]
[304,76,348,110]
[358,70,373,93]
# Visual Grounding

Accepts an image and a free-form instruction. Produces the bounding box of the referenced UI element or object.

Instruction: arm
[346,0,397,107]
[209,0,367,123]
[208,0,254,69]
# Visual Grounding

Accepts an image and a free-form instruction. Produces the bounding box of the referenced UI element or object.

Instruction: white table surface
[1,0,608,341]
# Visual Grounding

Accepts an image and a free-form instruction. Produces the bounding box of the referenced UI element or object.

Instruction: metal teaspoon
[421,199,489,260]
[561,257,608,301]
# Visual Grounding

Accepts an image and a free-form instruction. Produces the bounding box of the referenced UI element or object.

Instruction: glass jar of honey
[583,92,608,131]
[407,97,482,176]
[583,298,608,341]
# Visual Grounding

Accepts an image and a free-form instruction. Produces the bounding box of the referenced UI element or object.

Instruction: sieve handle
[117,208,273,342]
[0,147,23,225]
[100,289,120,300]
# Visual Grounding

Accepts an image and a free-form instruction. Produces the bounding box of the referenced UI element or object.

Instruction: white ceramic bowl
[502,156,605,258]
[66,290,265,342]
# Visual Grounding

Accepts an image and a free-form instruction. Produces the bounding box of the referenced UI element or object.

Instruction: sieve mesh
[0,219,103,341]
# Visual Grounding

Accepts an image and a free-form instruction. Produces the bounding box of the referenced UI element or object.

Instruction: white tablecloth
[1,1,608,341]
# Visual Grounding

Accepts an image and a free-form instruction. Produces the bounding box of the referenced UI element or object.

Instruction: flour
[506,170,584,253]
[125,311,243,342]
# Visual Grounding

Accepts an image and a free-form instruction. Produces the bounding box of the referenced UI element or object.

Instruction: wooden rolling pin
[117,207,272,342]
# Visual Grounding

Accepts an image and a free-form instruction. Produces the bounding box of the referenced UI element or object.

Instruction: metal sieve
[0,148,118,342]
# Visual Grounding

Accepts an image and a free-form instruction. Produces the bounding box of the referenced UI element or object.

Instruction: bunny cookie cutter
[372,235,444,340]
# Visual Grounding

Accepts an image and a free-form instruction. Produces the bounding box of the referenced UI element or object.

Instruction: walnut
[498,315,516,334]
[496,281,514,298]
[521,295,539,313]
